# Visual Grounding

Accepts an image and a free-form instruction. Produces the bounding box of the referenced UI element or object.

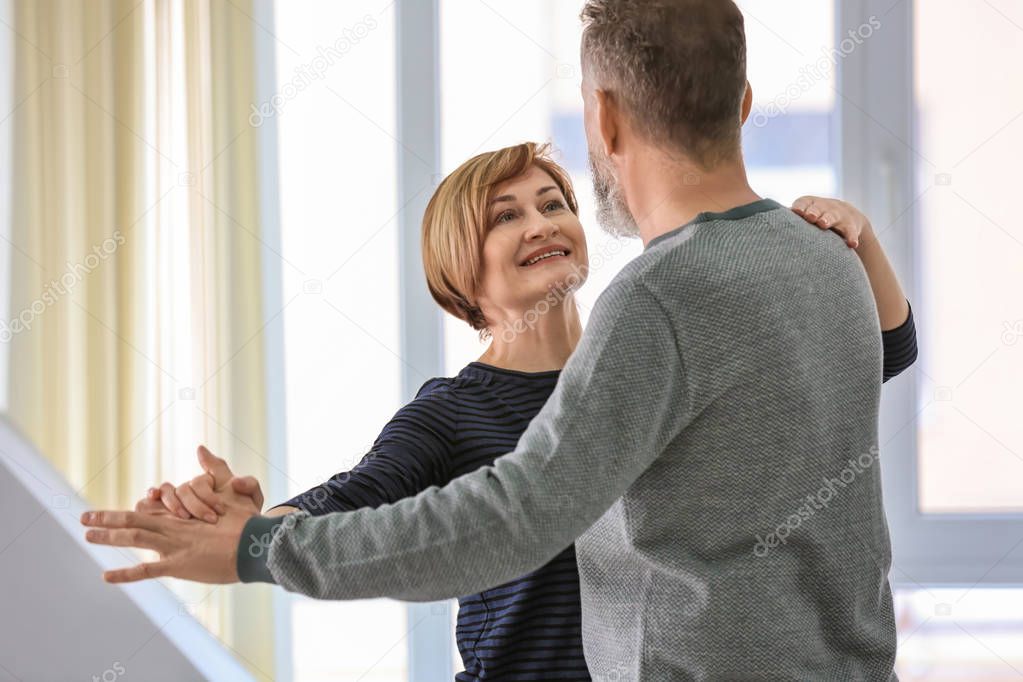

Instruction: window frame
[394,1,454,680]
[837,0,1023,587]
[252,1,294,680]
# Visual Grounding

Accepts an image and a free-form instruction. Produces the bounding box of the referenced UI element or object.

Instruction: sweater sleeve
[237,279,694,600]
[881,301,917,383]
[267,380,455,516]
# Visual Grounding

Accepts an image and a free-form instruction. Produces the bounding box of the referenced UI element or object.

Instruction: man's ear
[740,80,753,125]
[594,88,619,157]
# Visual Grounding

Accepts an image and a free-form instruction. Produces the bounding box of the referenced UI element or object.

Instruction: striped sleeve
[881,301,918,383]
[270,379,456,516]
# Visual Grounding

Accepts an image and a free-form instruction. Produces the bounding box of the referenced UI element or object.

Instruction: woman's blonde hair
[422,141,579,340]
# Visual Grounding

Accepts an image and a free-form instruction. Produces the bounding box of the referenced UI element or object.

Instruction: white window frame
[837,0,1023,587]
[394,1,454,680]
[251,2,294,680]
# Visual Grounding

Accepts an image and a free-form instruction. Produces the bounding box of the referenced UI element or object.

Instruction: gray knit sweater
[239,198,898,681]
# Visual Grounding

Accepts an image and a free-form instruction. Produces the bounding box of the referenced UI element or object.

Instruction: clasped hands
[80,445,265,585]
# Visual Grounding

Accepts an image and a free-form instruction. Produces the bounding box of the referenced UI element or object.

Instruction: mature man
[83,1,904,678]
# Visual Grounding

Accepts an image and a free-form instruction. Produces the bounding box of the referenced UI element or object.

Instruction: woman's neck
[477,301,582,373]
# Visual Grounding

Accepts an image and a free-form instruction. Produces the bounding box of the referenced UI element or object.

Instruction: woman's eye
[494,201,562,225]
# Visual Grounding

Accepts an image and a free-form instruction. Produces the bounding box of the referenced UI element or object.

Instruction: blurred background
[0,0,1021,680]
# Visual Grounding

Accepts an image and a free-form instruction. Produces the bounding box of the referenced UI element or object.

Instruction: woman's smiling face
[476,165,589,325]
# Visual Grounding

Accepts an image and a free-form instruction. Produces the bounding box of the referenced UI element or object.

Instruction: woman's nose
[524,216,559,241]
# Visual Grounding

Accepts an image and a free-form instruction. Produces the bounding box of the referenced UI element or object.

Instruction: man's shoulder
[599,237,697,309]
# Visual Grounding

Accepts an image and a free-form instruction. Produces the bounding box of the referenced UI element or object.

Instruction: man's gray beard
[588,153,640,239]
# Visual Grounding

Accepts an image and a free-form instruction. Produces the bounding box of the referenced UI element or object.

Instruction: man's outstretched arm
[237,279,694,601]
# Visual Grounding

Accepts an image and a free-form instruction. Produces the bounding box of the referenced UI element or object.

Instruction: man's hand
[791,195,873,250]
[81,490,261,584]
[135,445,265,523]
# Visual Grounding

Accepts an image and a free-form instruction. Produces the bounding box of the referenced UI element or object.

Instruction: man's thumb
[197,445,233,487]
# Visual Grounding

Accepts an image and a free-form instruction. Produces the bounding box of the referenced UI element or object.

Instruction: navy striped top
[273,303,917,680]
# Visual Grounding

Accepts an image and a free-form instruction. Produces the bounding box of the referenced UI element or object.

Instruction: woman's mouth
[520,249,570,267]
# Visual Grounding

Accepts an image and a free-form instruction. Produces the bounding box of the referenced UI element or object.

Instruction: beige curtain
[8,1,278,679]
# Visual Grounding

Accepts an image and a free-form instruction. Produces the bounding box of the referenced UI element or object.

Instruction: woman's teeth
[524,250,566,266]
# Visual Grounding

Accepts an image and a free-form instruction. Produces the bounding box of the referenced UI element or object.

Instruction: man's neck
[627,153,762,248]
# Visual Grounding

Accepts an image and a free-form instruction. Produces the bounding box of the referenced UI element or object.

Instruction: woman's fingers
[197,445,235,488]
[818,211,861,247]
[792,196,860,248]
[134,497,166,514]
[189,473,226,515]
[791,195,816,216]
[159,482,191,520]
[799,197,821,220]
[176,481,219,523]
[231,476,265,510]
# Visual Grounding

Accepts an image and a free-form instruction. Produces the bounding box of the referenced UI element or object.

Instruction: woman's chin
[521,259,583,284]
[535,273,586,300]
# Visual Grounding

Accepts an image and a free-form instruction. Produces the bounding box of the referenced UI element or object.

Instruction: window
[440,0,840,374]
[267,1,1023,679]
[439,0,643,374]
[739,0,837,201]
[913,0,1023,514]
[837,0,1023,676]
[892,0,1023,676]
[273,2,409,680]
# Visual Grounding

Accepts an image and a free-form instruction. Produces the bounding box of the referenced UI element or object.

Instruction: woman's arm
[142,382,456,520]
[274,387,455,516]
[791,195,909,329]
[853,227,909,331]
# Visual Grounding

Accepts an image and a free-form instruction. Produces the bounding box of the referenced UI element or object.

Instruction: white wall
[0,416,255,681]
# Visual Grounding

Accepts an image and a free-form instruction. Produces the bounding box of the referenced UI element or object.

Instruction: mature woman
[142,142,917,681]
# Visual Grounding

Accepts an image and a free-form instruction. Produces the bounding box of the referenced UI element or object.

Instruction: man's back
[575,198,897,680]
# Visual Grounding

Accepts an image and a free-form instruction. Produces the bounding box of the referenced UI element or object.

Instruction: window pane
[739,0,837,200]
[914,0,1023,513]
[440,0,838,375]
[894,587,1023,679]
[439,0,642,373]
[274,2,408,680]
